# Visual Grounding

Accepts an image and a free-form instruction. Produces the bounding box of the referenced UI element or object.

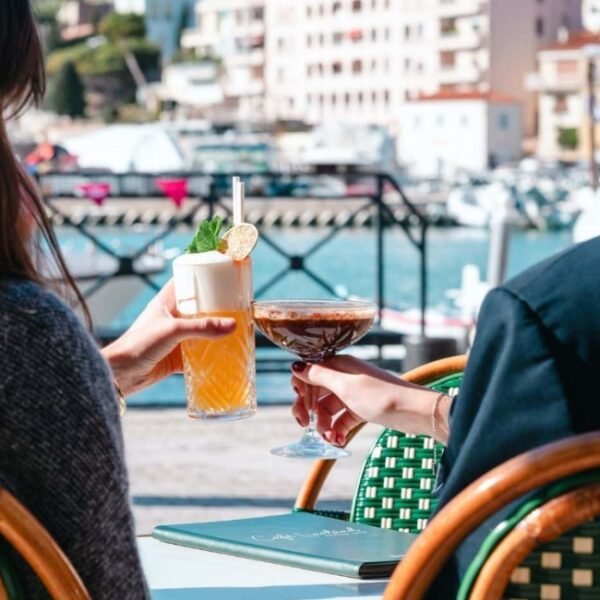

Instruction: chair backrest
[350,372,463,533]
[0,488,91,600]
[473,483,600,599]
[383,431,600,600]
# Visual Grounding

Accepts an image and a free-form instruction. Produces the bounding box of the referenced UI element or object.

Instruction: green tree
[558,128,579,150]
[46,62,86,118]
[99,12,146,43]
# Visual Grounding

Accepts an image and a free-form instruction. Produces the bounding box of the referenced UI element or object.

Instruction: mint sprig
[186,216,225,253]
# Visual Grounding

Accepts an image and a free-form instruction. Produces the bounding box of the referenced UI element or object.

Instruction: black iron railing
[40,171,429,350]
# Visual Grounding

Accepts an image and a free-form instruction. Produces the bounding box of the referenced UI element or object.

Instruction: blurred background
[15,0,600,406]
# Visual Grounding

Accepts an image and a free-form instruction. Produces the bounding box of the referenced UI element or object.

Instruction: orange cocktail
[173,254,256,421]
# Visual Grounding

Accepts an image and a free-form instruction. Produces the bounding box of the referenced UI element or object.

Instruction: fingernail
[336,433,345,446]
[296,417,303,426]
[292,362,306,373]
[293,385,299,395]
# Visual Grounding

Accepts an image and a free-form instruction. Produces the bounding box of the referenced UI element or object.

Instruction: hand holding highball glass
[253,300,377,459]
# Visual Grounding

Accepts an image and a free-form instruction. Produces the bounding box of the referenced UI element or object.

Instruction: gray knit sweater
[0,278,149,599]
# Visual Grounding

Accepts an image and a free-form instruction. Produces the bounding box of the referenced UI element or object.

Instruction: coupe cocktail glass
[253,300,377,458]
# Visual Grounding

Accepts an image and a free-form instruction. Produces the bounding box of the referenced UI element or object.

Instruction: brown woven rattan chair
[294,355,467,532]
[0,487,90,600]
[383,431,600,600]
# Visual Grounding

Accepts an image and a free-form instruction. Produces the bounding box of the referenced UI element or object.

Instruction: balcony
[525,72,582,93]
[438,63,482,85]
[438,0,484,18]
[439,26,483,50]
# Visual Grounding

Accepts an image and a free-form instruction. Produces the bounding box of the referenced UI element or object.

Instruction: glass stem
[307,411,319,439]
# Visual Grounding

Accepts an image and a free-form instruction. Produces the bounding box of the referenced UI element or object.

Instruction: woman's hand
[101,280,236,397]
[291,356,452,447]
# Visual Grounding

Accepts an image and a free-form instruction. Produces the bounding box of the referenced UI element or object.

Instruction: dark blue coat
[431,235,600,597]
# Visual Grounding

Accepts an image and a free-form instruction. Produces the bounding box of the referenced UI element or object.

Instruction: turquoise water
[58,226,572,406]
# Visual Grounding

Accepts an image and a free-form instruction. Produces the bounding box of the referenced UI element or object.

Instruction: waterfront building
[181,0,266,123]
[531,29,600,162]
[264,0,582,137]
[145,0,197,62]
[113,0,145,13]
[57,0,112,39]
[398,90,522,177]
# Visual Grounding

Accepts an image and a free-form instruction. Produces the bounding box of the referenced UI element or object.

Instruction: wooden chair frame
[470,482,600,599]
[0,488,91,600]
[294,355,468,512]
[383,431,600,600]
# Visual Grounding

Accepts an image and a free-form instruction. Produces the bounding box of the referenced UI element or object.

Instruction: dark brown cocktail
[253,304,375,361]
[253,300,377,459]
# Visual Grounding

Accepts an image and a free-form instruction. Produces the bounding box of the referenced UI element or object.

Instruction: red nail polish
[296,417,303,426]
[292,362,306,373]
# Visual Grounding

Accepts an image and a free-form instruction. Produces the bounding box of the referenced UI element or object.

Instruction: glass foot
[271,431,350,459]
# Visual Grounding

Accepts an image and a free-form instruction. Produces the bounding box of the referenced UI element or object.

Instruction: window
[384,90,390,105]
[277,68,284,82]
[384,0,390,7]
[319,93,325,106]
[333,1,342,13]
[353,0,362,11]
[441,18,457,35]
[318,63,324,75]
[358,91,364,105]
[331,94,337,106]
[252,7,264,20]
[333,61,342,74]
[352,59,363,73]
[307,34,312,46]
[436,114,445,126]
[555,95,568,114]
[440,51,456,68]
[498,113,510,130]
[384,58,391,72]
[333,32,344,44]
[307,5,312,17]
[536,17,544,37]
[345,92,351,105]
[372,0,377,8]
[278,38,285,50]
[404,57,411,71]
[319,33,325,45]
[371,58,377,70]
[371,29,377,41]
[384,28,391,41]
[461,114,469,127]
[307,65,313,77]
[350,29,363,42]
[414,115,421,127]
[319,4,325,16]
[371,91,377,103]
[404,25,411,40]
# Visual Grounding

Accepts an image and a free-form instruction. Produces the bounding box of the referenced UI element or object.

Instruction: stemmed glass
[253,300,377,459]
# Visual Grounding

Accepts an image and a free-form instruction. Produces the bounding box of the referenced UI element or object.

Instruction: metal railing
[41,170,429,352]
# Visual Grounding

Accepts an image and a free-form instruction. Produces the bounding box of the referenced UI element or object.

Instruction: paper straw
[233,177,244,226]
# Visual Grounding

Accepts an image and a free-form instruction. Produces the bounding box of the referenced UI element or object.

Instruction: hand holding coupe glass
[172,177,377,459]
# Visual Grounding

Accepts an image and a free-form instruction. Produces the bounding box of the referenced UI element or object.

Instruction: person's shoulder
[503,236,600,301]
[0,278,92,350]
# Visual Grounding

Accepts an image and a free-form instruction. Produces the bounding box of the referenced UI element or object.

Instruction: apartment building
[531,30,600,161]
[265,0,582,136]
[181,0,266,122]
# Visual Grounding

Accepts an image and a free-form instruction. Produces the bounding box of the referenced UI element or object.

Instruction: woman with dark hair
[0,2,236,597]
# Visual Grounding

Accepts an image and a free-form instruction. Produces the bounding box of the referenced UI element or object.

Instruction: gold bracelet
[431,392,447,474]
[114,379,127,418]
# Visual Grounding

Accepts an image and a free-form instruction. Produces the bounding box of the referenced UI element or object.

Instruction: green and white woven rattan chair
[383,431,600,600]
[465,471,600,600]
[294,355,467,533]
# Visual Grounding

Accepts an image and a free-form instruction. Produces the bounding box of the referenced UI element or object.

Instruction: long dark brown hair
[1,0,89,320]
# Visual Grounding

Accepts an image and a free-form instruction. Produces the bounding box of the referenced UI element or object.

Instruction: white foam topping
[173,251,252,314]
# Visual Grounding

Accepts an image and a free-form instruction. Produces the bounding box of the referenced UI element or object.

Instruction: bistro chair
[0,487,91,600]
[383,431,600,600]
[294,355,467,532]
